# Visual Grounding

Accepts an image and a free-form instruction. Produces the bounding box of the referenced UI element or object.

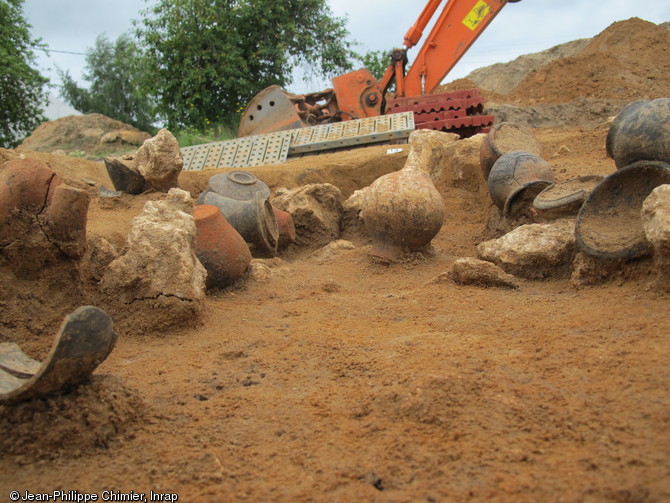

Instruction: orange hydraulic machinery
[238,0,519,138]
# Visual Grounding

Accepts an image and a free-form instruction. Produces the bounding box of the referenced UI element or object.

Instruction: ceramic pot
[0,160,61,237]
[480,122,542,181]
[606,98,670,169]
[206,170,271,201]
[198,191,279,256]
[575,160,670,260]
[487,151,554,216]
[273,207,296,249]
[363,165,445,262]
[194,205,251,288]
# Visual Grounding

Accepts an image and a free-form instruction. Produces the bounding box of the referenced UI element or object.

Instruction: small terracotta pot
[273,207,296,248]
[0,160,61,232]
[194,205,251,289]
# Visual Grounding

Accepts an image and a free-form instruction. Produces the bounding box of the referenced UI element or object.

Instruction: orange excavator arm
[380,0,513,97]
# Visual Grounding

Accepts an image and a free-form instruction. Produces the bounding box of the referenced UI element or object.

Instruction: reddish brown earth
[1,17,669,503]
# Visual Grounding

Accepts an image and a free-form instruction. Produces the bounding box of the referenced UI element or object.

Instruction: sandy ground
[1,123,669,503]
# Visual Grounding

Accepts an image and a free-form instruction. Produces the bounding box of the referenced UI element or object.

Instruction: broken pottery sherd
[0,306,118,404]
[104,157,145,195]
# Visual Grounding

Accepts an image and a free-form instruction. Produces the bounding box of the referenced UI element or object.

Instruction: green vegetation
[357,49,392,82]
[0,0,49,148]
[173,123,238,148]
[136,0,355,131]
[58,34,156,133]
[54,0,356,139]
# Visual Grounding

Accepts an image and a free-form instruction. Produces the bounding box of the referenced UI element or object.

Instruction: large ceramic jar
[362,163,445,263]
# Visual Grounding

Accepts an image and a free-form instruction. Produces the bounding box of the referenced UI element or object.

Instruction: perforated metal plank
[180,112,414,170]
[181,131,292,171]
[288,112,414,155]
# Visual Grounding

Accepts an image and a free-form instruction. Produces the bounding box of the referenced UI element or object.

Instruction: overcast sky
[23,0,670,97]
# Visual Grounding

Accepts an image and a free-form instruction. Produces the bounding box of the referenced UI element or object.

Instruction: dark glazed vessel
[575,160,670,260]
[487,151,554,216]
[606,98,670,169]
[198,171,278,256]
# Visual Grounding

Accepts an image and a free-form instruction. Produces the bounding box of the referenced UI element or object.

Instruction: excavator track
[385,89,494,138]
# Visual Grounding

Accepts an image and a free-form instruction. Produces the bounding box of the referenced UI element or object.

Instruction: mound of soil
[466,38,590,95]
[18,113,150,160]
[509,18,670,104]
[0,375,148,463]
[439,18,670,129]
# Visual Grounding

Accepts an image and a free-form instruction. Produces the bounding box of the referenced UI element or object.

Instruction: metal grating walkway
[181,131,292,172]
[181,112,414,171]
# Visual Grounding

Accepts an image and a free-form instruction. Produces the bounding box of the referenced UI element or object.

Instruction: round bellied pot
[273,207,296,249]
[198,191,279,256]
[194,205,252,289]
[362,163,445,263]
[487,151,555,217]
[575,160,670,261]
[480,122,542,181]
[606,98,670,169]
[206,170,271,201]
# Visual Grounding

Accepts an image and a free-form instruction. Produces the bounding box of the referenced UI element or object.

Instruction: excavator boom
[403,0,508,96]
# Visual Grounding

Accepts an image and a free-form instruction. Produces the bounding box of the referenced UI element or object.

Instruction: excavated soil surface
[1,17,670,503]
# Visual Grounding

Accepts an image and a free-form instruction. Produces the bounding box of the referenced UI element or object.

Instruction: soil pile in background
[18,113,150,160]
[437,18,670,128]
[509,18,670,103]
[465,38,590,95]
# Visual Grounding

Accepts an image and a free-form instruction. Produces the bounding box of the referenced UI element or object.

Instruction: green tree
[0,0,49,148]
[59,33,156,132]
[357,49,391,82]
[137,0,355,129]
